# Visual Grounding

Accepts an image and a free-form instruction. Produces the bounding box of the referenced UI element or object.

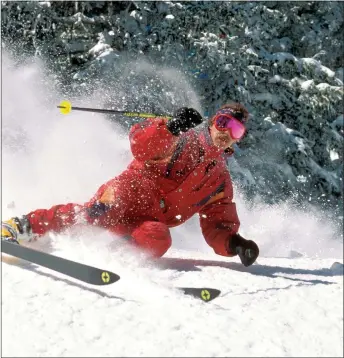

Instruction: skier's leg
[130,221,172,257]
[83,170,165,231]
[0,169,132,242]
[2,169,164,244]
[1,203,85,243]
[84,171,171,256]
[22,172,139,239]
[26,203,85,236]
[1,197,128,244]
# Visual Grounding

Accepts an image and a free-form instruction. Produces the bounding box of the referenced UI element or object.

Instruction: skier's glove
[228,233,259,267]
[166,107,203,136]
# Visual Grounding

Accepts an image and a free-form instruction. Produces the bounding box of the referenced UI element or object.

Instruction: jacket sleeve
[129,118,178,162]
[199,172,240,257]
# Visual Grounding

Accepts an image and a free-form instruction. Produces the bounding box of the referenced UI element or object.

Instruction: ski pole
[57,100,172,119]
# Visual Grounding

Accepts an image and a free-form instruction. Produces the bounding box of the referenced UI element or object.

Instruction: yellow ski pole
[57,100,172,119]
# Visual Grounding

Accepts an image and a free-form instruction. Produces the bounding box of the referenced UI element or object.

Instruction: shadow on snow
[3,259,131,302]
[157,257,342,287]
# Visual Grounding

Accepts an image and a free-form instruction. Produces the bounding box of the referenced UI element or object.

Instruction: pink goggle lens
[215,115,246,140]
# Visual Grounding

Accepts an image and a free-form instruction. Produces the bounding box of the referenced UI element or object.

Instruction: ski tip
[100,270,121,285]
[89,270,121,285]
[180,287,221,302]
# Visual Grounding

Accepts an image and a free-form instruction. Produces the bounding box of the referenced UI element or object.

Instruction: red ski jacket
[127,118,240,256]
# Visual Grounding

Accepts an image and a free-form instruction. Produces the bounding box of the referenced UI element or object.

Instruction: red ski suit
[26,118,241,257]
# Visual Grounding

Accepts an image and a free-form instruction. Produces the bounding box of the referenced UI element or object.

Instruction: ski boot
[1,216,33,244]
[229,233,259,267]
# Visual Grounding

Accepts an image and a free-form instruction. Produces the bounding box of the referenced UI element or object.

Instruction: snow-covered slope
[1,51,343,357]
[2,235,343,357]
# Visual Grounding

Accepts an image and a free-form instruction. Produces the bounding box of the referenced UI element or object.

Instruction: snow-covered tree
[2,1,343,219]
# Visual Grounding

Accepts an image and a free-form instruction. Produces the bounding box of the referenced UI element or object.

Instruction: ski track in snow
[1,234,343,357]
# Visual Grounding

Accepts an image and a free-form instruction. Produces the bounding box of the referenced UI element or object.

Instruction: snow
[2,51,343,357]
[301,79,315,91]
[245,47,259,57]
[330,149,339,161]
[252,92,280,105]
[269,53,336,79]
[2,238,343,357]
[270,52,298,63]
[88,43,111,57]
[302,57,336,78]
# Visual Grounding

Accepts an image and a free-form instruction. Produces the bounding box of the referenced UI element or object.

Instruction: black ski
[2,241,221,301]
[1,240,120,286]
[179,287,221,302]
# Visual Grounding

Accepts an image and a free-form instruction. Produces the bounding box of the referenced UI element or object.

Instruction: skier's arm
[129,118,178,162]
[129,108,203,162]
[199,174,240,257]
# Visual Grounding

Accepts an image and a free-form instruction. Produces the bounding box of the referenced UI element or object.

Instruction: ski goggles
[213,113,246,140]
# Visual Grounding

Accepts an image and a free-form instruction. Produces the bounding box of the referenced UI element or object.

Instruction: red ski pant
[26,170,171,257]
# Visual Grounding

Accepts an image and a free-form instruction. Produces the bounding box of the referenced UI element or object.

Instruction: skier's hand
[235,243,259,267]
[229,233,259,267]
[166,107,203,136]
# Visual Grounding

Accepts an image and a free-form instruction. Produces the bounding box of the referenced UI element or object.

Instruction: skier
[2,103,259,266]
